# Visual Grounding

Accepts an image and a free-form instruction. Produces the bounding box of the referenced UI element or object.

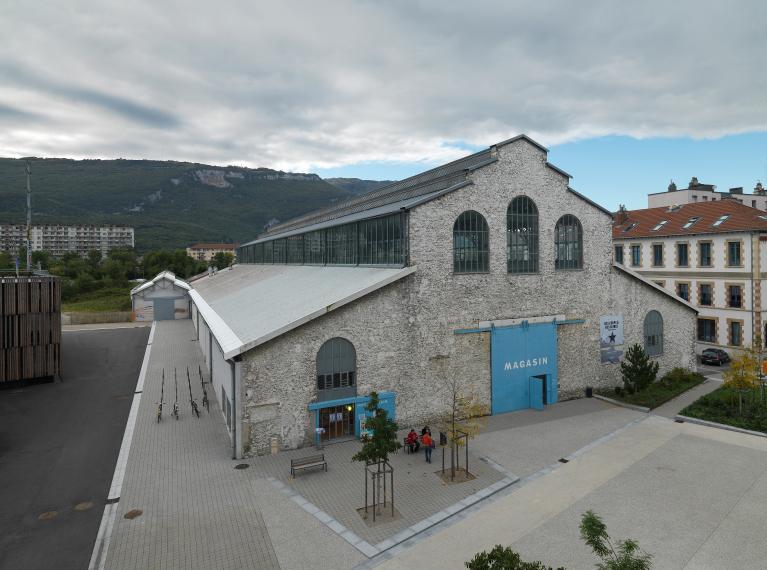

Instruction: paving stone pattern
[104,320,279,570]
[245,434,507,546]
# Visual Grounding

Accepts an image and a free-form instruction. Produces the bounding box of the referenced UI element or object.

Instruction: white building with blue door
[189,135,698,457]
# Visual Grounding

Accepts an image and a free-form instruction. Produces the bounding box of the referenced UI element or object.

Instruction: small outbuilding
[131,271,191,321]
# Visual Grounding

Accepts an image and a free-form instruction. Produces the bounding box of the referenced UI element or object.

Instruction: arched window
[554,214,583,270]
[644,311,664,356]
[453,211,489,273]
[316,338,357,400]
[507,196,539,273]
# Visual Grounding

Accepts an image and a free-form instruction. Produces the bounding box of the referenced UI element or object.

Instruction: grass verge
[62,285,132,312]
[600,368,705,409]
[681,385,767,433]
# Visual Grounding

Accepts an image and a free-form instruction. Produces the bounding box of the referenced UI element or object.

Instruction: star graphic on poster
[609,332,616,343]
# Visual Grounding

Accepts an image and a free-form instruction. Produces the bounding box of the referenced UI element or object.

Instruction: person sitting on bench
[405,429,420,453]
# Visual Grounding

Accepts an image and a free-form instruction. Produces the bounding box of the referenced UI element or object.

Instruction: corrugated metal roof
[241,134,578,245]
[191,264,416,359]
[257,155,493,240]
[130,271,191,296]
[240,181,472,247]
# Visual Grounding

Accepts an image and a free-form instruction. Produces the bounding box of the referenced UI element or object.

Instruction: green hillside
[325,177,394,195]
[0,158,357,252]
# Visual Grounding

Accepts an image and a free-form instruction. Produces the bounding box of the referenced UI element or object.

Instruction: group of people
[405,426,436,463]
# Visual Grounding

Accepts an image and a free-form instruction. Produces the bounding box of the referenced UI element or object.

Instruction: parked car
[700,348,731,366]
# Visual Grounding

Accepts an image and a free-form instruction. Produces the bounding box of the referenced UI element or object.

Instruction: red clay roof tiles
[612,200,767,239]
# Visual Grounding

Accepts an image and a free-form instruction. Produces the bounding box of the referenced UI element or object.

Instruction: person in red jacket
[405,429,420,453]
[421,430,434,463]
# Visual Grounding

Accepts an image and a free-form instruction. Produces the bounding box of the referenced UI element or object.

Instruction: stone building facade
[190,135,697,458]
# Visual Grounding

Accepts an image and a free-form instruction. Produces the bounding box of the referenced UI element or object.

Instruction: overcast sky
[1,1,765,207]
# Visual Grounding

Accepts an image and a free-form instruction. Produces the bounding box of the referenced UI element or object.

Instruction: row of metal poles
[156,366,209,422]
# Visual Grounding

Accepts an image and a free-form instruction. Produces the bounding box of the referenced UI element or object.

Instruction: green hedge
[604,367,705,409]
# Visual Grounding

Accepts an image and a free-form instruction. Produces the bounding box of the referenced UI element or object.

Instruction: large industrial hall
[189,135,697,458]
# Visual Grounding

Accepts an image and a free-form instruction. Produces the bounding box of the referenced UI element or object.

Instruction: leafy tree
[87,249,102,270]
[142,249,205,279]
[723,346,760,415]
[466,546,562,570]
[31,250,51,269]
[0,252,12,270]
[352,392,401,465]
[619,344,659,394]
[211,251,234,269]
[580,511,652,570]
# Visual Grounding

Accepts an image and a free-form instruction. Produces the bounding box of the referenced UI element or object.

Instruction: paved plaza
[377,415,767,569]
[102,320,282,570]
[96,321,767,569]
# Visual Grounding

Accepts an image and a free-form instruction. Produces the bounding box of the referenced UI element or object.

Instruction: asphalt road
[0,326,150,570]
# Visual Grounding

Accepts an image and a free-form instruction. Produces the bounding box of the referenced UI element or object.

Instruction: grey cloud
[0,0,764,168]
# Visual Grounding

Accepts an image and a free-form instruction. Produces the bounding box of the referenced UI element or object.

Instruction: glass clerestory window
[237,212,407,268]
[453,210,489,273]
[555,214,583,270]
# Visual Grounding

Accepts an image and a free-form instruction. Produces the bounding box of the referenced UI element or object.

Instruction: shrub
[465,546,562,570]
[620,344,659,393]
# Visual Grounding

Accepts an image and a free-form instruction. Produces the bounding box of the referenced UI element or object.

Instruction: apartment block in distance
[0,224,135,258]
[186,243,239,262]
[614,200,767,355]
[649,178,766,210]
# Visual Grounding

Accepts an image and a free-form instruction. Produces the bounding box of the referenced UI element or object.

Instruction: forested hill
[0,158,386,252]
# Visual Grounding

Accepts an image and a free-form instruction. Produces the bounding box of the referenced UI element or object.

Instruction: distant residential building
[0,224,134,258]
[613,200,767,354]
[186,243,239,262]
[648,178,766,209]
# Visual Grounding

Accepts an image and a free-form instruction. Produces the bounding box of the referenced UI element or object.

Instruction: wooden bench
[290,453,327,477]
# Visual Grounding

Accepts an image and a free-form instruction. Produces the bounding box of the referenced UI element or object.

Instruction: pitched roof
[190,264,416,359]
[252,134,569,243]
[612,200,767,239]
[130,271,191,296]
[612,263,697,312]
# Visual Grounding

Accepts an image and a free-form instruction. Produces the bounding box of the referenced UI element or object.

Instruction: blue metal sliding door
[491,321,558,414]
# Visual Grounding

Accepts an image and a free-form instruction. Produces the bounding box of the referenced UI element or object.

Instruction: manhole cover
[38,511,58,520]
[74,502,94,511]
[234,463,250,470]
[124,509,143,520]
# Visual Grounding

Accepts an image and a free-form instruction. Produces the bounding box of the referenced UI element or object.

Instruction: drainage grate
[558,458,569,464]
[234,463,250,470]
[675,419,685,423]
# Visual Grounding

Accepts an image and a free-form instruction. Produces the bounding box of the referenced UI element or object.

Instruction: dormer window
[682,217,700,229]
[651,220,668,231]
[622,222,637,233]
[712,214,730,227]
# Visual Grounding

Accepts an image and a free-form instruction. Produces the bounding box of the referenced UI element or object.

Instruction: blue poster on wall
[491,321,558,414]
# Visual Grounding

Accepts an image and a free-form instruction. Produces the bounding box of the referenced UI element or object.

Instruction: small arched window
[507,196,539,273]
[644,311,664,356]
[316,338,357,398]
[453,211,489,273]
[555,214,583,270]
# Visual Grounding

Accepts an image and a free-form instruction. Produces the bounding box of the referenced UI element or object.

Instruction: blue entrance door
[491,322,558,414]
[529,376,544,410]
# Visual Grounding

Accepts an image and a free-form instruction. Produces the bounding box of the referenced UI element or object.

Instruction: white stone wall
[239,139,697,455]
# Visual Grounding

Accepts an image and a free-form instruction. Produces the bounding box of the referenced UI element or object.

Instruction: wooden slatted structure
[0,275,61,383]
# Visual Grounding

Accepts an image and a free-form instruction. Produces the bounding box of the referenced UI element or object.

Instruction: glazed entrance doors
[318,404,355,441]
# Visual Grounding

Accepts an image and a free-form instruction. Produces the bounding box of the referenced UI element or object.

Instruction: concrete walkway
[376,415,767,569]
[102,320,280,570]
[653,376,723,418]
